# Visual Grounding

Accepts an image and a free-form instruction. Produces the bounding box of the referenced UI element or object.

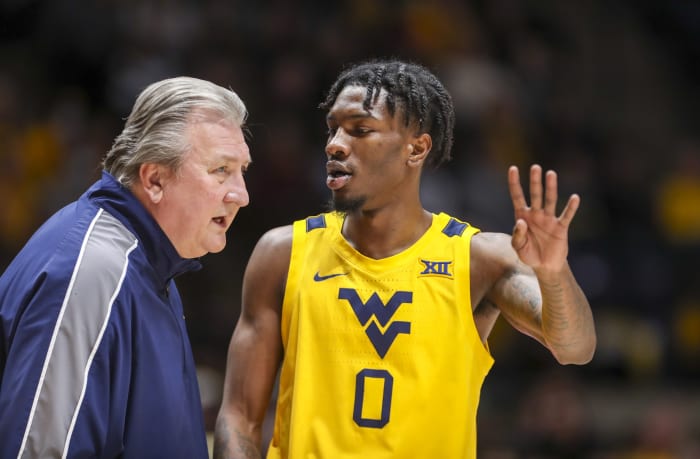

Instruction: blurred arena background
[1,1,699,457]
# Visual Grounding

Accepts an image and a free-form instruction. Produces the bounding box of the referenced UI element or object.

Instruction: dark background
[2,1,700,456]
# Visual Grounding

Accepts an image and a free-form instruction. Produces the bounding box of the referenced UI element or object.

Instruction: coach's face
[139,116,251,258]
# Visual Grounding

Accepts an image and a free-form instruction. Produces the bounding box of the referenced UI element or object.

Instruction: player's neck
[341,206,432,259]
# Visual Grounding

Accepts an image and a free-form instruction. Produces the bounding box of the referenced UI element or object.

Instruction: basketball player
[214,59,596,459]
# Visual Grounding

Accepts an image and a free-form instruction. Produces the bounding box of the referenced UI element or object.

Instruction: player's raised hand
[507,164,580,276]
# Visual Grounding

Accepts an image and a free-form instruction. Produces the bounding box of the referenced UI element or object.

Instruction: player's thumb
[511,219,528,252]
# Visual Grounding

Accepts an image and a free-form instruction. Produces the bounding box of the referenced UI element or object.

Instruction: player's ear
[407,133,432,167]
[138,163,170,203]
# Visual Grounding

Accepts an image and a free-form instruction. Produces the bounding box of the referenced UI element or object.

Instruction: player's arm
[213,225,291,459]
[476,165,596,365]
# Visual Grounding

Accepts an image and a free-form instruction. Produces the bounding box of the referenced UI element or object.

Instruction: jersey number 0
[338,288,412,429]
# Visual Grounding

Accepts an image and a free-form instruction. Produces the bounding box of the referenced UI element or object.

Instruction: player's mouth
[326,162,352,190]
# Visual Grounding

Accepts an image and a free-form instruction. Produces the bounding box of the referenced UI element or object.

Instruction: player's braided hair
[319,59,455,168]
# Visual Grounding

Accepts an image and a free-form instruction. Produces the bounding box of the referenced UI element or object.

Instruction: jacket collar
[87,171,202,284]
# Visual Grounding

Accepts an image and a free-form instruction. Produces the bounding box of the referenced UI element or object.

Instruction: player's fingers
[529,164,543,210]
[544,170,558,216]
[508,165,527,210]
[558,194,580,227]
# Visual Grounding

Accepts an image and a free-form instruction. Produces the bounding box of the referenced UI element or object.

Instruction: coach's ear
[138,163,171,204]
[407,133,432,167]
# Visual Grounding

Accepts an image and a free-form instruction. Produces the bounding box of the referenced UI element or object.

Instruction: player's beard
[325,194,366,213]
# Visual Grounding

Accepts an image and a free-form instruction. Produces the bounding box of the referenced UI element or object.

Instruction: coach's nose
[224,176,249,207]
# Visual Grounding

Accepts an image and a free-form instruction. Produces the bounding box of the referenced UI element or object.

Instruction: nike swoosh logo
[314,271,349,282]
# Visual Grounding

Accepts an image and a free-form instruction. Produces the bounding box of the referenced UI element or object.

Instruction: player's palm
[507,164,580,275]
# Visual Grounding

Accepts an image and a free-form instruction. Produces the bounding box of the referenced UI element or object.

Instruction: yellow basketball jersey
[267,212,494,459]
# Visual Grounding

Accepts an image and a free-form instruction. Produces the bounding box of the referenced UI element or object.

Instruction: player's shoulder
[245,225,293,283]
[469,231,520,295]
[259,224,293,246]
[472,230,511,246]
[254,212,339,257]
[251,225,293,264]
[471,231,518,266]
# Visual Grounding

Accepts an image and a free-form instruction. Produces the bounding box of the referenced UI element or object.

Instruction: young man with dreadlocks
[214,59,596,459]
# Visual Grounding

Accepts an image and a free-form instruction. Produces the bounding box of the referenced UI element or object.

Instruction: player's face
[324,85,418,213]
[155,118,251,258]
